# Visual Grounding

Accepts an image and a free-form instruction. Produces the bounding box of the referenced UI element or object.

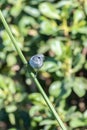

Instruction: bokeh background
[0,0,87,130]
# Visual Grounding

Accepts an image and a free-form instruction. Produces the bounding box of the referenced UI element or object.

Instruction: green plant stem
[0,10,67,130]
[31,73,67,130]
[0,11,27,65]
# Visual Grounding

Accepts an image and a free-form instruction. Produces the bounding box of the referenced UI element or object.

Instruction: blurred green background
[0,0,87,130]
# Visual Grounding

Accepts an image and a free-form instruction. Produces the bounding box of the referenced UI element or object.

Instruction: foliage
[0,0,87,129]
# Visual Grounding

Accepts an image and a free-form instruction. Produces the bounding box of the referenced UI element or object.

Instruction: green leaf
[28,93,46,106]
[40,19,58,35]
[33,116,42,122]
[10,0,23,17]
[14,93,27,102]
[39,2,60,19]
[70,117,87,128]
[73,77,87,97]
[65,106,76,121]
[60,78,72,99]
[8,128,17,130]
[77,26,87,34]
[29,106,44,117]
[42,61,58,72]
[24,6,40,17]
[74,9,85,23]
[72,54,85,73]
[8,113,16,125]
[40,119,57,125]
[84,110,87,118]
[5,105,17,113]
[0,0,6,5]
[6,54,17,66]
[84,0,87,15]
[49,78,72,98]
[19,16,38,35]
[48,38,63,56]
[49,81,62,97]
[29,0,44,5]
[56,1,72,8]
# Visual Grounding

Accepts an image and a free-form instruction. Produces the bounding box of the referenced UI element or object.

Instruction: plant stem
[0,10,67,130]
[0,11,27,65]
[31,73,67,130]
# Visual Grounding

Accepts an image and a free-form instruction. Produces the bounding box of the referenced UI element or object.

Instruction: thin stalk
[0,10,67,130]
[31,73,67,130]
[0,11,27,65]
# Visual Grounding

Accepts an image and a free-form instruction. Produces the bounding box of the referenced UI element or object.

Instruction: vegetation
[0,0,87,130]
